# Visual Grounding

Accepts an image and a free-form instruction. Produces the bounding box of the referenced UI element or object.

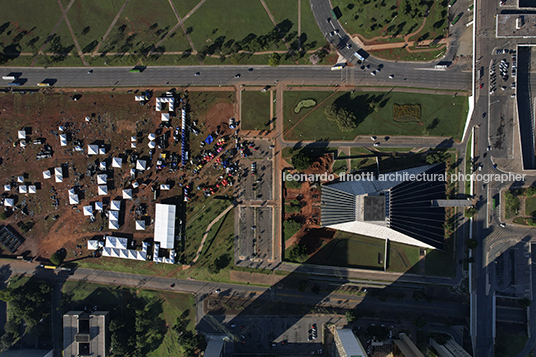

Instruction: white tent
[136,160,147,171]
[130,169,136,177]
[161,113,170,122]
[154,204,176,249]
[83,205,93,216]
[135,220,146,230]
[94,201,103,211]
[112,157,122,168]
[55,175,63,183]
[87,240,100,250]
[160,184,170,190]
[18,130,26,139]
[88,145,98,155]
[132,181,139,188]
[28,185,36,194]
[68,188,75,195]
[148,141,156,149]
[85,116,91,122]
[43,170,51,179]
[122,189,132,200]
[99,147,106,155]
[18,185,27,194]
[69,194,79,205]
[131,142,137,149]
[110,200,121,211]
[17,176,24,183]
[60,134,67,146]
[108,220,119,230]
[99,161,107,171]
[3,185,10,191]
[97,174,107,185]
[108,210,119,221]
[131,136,137,142]
[105,236,128,249]
[4,198,14,207]
[148,133,156,141]
[98,185,108,195]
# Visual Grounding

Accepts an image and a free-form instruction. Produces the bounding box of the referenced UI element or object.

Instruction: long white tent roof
[154,203,176,249]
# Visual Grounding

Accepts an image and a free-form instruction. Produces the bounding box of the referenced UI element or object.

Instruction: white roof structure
[28,185,36,194]
[87,240,103,250]
[122,189,132,200]
[134,95,145,102]
[3,185,10,191]
[105,236,128,249]
[130,169,136,177]
[68,188,75,195]
[155,96,175,112]
[60,134,67,146]
[99,161,106,171]
[334,329,367,357]
[54,167,63,183]
[87,145,98,155]
[112,157,122,168]
[109,220,119,230]
[161,113,170,122]
[131,142,137,149]
[148,141,156,149]
[4,198,14,207]
[69,194,79,205]
[160,184,170,190]
[17,176,24,183]
[101,242,147,261]
[83,205,93,216]
[148,133,156,141]
[55,175,63,183]
[18,130,26,139]
[131,136,137,142]
[98,185,108,195]
[135,220,146,230]
[94,201,103,211]
[18,185,27,194]
[97,174,107,185]
[43,170,51,179]
[153,243,175,264]
[154,204,176,249]
[110,200,121,211]
[108,210,119,221]
[136,160,147,171]
[132,181,139,188]
[99,147,106,155]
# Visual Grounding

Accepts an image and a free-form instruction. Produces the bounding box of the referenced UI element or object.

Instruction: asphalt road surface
[0,65,471,91]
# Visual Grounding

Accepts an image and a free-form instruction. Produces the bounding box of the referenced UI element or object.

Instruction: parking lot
[218,315,344,355]
[237,206,273,262]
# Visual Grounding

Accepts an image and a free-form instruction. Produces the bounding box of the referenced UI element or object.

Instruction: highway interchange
[1,0,536,355]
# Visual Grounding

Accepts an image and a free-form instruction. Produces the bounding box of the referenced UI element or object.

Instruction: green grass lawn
[241,91,271,131]
[332,150,348,173]
[171,0,203,18]
[308,231,385,269]
[332,0,447,42]
[465,134,473,195]
[350,147,375,171]
[283,90,468,141]
[61,281,196,357]
[387,241,420,274]
[369,47,446,62]
[526,196,536,216]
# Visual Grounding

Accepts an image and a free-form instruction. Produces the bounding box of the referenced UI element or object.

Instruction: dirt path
[57,0,88,66]
[92,0,131,56]
[192,204,235,264]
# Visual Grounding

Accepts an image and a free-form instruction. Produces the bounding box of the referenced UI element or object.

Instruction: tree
[288,244,308,263]
[325,103,357,132]
[268,52,281,67]
[527,187,536,197]
[345,310,357,323]
[426,151,448,164]
[466,238,478,249]
[50,252,63,266]
[465,207,478,218]
[291,151,313,171]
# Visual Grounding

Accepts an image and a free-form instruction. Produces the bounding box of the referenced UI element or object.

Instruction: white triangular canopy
[3,185,10,191]
[110,200,121,211]
[148,133,156,141]
[88,145,98,155]
[108,210,119,221]
[122,189,132,200]
[4,198,14,207]
[55,175,63,183]
[43,170,51,179]
[28,185,36,194]
[160,184,170,190]
[98,185,108,195]
[83,205,93,216]
[136,160,147,171]
[112,157,122,168]
[69,194,79,205]
[18,130,26,139]
[99,161,106,171]
[136,220,146,230]
[99,147,106,155]
[148,141,156,149]
[97,174,107,185]
[18,185,27,194]
[87,240,99,250]
[94,201,103,211]
[17,176,24,183]
[109,220,119,230]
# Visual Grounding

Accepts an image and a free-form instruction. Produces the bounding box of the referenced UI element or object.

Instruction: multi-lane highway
[0,64,471,91]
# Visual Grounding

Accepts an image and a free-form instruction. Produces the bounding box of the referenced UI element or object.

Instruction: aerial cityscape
[0,0,532,356]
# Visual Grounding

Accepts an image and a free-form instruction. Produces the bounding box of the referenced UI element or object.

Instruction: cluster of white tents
[88,145,106,156]
[155,96,175,112]
[88,236,149,261]
[153,242,175,264]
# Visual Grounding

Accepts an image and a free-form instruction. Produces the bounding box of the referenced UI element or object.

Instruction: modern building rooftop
[321,164,446,249]
[63,311,109,357]
[496,14,536,38]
